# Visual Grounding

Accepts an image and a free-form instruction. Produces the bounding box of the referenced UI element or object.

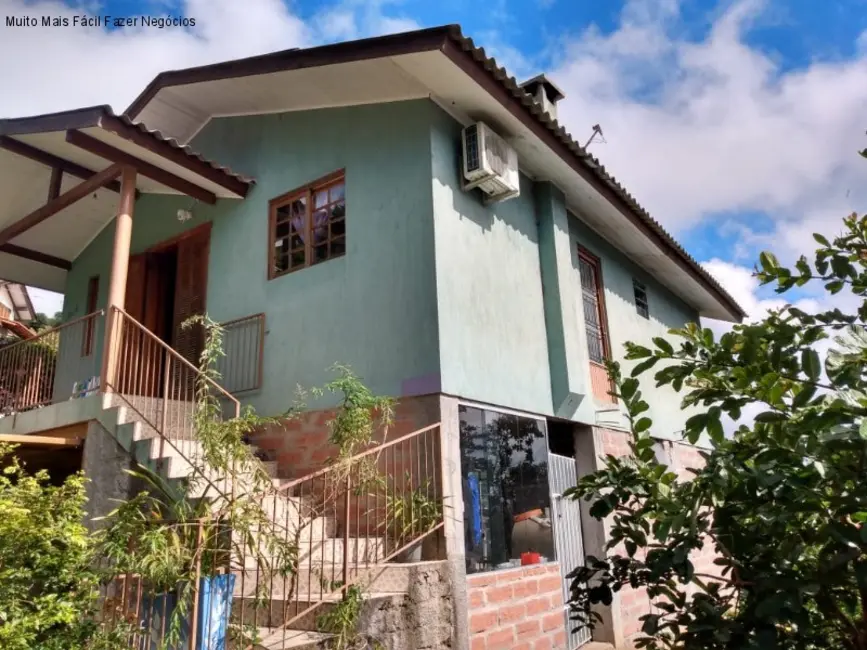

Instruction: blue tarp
[139,574,236,650]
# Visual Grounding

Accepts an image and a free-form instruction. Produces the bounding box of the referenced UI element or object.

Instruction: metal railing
[252,422,444,643]
[51,307,446,648]
[0,310,103,415]
[216,313,265,395]
[98,422,444,649]
[104,306,241,464]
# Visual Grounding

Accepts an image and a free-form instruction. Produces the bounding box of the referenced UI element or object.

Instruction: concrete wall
[63,100,441,417]
[429,104,699,432]
[569,219,700,437]
[63,99,701,431]
[430,108,553,417]
[358,561,455,649]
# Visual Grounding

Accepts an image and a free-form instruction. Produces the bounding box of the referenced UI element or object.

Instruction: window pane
[290,249,305,269]
[330,219,345,238]
[314,189,328,209]
[329,183,345,202]
[275,205,291,224]
[459,407,554,575]
[290,197,307,220]
[274,252,289,274]
[313,243,328,263]
[331,236,346,257]
[331,201,346,220]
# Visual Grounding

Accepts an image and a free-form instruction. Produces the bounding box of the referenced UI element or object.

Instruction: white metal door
[549,453,592,648]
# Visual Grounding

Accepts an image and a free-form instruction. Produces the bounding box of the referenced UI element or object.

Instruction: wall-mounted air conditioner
[461,122,520,204]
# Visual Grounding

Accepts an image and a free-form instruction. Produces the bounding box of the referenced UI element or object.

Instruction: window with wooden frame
[82,275,99,357]
[268,170,346,279]
[578,247,616,403]
[633,279,649,319]
[578,248,609,364]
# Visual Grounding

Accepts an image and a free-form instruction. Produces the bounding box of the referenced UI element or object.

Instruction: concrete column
[100,166,136,392]
[574,424,624,647]
[438,394,469,650]
[535,181,589,419]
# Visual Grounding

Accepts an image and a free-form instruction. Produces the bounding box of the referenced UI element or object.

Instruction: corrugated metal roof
[106,111,256,187]
[0,104,255,195]
[445,26,744,320]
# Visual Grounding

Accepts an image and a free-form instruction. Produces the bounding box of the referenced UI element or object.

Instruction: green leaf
[754,411,787,423]
[707,415,724,443]
[791,384,817,408]
[652,337,674,355]
[631,357,659,377]
[633,417,652,434]
[859,418,867,440]
[620,378,639,401]
[801,348,821,381]
[813,233,830,247]
[759,251,780,272]
[826,280,845,294]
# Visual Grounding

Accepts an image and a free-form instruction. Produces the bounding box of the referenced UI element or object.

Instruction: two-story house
[0,25,743,650]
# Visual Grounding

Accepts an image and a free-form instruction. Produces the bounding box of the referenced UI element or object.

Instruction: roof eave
[125,25,457,120]
[120,24,745,323]
[0,105,254,199]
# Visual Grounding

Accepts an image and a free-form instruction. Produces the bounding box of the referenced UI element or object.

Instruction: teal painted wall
[64,101,440,416]
[63,98,700,430]
[568,217,700,436]
[429,104,698,430]
[430,108,554,416]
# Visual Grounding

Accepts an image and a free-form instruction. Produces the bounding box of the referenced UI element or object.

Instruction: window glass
[459,405,555,574]
[269,173,345,279]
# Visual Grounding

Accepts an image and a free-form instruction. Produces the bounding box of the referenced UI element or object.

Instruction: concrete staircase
[96,393,421,650]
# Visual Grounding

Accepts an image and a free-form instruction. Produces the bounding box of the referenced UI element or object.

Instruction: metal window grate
[633,279,649,319]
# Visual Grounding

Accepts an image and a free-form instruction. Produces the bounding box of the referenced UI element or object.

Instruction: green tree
[0,445,101,650]
[567,212,867,650]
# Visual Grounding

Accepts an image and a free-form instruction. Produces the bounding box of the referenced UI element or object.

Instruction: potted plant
[381,474,442,563]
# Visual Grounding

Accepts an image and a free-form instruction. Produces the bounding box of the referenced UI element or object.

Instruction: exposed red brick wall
[596,427,716,643]
[248,394,441,480]
[467,564,567,650]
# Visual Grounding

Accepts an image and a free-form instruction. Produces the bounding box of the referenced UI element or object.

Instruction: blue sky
[2,0,866,321]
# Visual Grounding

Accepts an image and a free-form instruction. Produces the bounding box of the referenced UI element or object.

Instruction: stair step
[232,537,388,570]
[231,563,412,599]
[252,628,332,649]
[232,591,405,631]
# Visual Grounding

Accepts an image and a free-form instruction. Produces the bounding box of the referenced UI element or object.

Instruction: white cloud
[0,0,418,117]
[548,0,867,265]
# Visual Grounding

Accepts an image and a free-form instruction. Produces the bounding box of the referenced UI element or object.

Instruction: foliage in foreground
[0,444,99,650]
[567,213,867,650]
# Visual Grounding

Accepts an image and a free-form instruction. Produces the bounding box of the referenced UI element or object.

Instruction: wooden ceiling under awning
[0,106,254,293]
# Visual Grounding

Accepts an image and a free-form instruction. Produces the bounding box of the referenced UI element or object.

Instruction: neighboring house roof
[124,25,744,323]
[0,318,35,340]
[0,105,256,292]
[0,281,34,321]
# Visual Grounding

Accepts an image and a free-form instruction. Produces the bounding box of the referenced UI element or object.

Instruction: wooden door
[122,253,170,397]
[170,228,210,396]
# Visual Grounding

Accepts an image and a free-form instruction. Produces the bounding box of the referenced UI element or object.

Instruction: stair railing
[102,306,446,648]
[0,310,104,415]
[246,421,445,646]
[104,306,241,496]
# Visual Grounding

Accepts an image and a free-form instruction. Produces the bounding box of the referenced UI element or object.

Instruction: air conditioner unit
[461,122,520,203]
